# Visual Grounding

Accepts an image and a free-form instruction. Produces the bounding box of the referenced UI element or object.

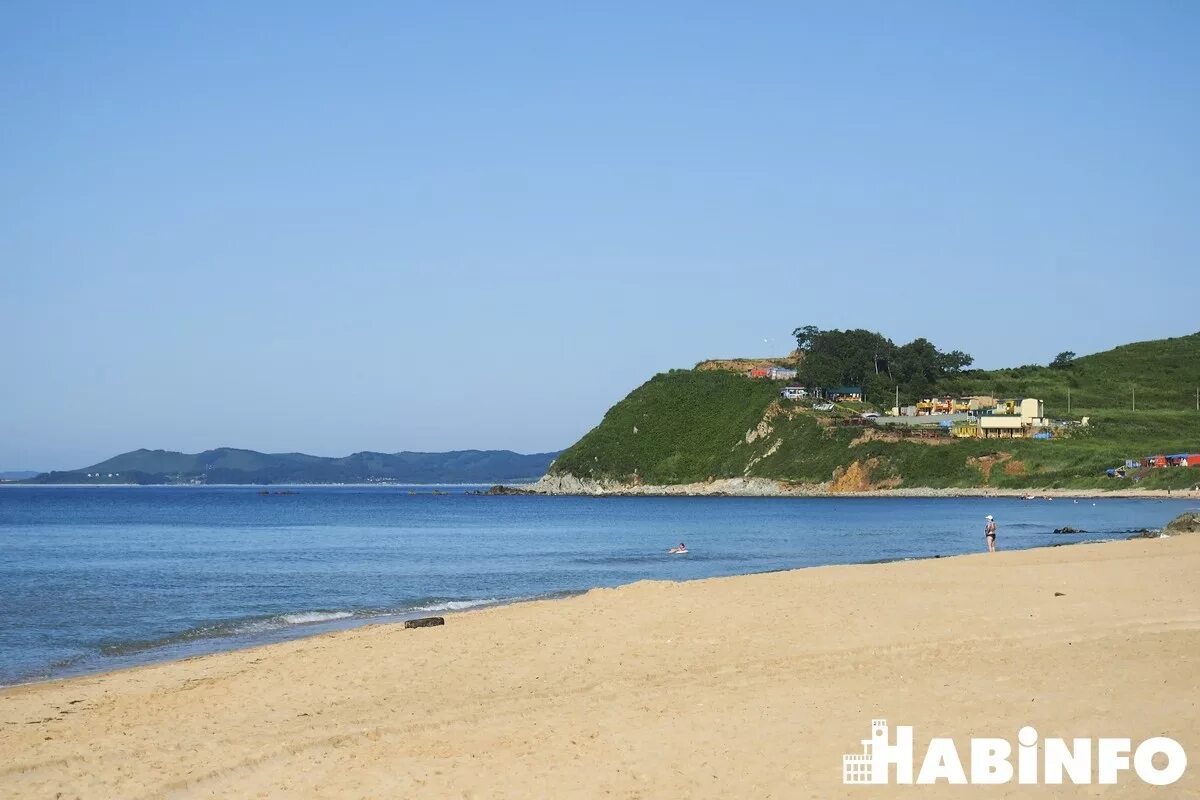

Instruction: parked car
[860,412,880,419]
[813,402,835,412]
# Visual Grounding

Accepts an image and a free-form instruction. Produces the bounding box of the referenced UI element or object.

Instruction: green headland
[545,330,1200,492]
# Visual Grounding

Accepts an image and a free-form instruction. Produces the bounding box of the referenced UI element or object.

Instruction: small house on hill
[827,386,863,402]
[750,365,798,380]
[780,385,814,400]
[979,416,1024,439]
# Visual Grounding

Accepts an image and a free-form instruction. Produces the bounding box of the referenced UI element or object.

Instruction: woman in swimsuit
[984,515,997,553]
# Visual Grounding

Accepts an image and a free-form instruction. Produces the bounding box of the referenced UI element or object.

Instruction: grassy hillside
[551,370,781,484]
[551,332,1200,490]
[947,332,1200,416]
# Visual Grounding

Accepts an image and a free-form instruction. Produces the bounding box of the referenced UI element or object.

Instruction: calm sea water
[1,486,1195,686]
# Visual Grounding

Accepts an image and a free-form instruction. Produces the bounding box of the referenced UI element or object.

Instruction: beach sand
[2,536,1198,798]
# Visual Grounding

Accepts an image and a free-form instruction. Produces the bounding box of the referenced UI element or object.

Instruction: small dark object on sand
[1054,592,1066,597]
[405,616,445,629]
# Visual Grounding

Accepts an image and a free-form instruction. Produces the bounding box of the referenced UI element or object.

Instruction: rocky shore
[490,472,1200,500]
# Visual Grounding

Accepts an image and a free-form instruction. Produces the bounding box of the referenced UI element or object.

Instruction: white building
[843,718,891,784]
[979,416,1024,439]
[768,366,798,380]
[1019,398,1045,425]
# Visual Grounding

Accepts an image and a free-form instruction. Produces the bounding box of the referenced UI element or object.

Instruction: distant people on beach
[984,515,997,553]
[668,542,688,554]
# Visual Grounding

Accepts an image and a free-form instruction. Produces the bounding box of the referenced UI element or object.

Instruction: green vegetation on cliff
[551,371,781,484]
[551,332,1200,490]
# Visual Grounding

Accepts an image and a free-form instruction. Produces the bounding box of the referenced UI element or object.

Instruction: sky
[2,2,1198,470]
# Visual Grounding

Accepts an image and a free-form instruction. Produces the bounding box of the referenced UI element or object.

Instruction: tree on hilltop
[789,326,973,403]
[1050,351,1077,369]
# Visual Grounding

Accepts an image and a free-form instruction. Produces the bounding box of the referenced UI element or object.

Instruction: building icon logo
[843,719,912,784]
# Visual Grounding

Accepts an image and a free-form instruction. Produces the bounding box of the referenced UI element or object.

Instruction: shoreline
[0,591,584,691]
[5,521,1180,690]
[494,473,1200,499]
[7,502,1195,689]
[7,480,1198,499]
[3,534,1197,797]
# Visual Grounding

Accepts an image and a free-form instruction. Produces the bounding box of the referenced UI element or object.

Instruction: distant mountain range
[24,448,559,485]
[0,471,39,482]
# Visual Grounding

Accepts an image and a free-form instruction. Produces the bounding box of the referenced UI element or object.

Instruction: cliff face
[548,369,954,490]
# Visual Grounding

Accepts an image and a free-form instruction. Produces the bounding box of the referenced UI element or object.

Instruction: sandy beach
[2,535,1198,798]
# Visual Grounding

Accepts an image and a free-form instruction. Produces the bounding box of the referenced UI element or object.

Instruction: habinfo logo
[842,719,1187,786]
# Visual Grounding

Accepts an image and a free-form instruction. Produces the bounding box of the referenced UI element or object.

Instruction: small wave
[96,599,505,659]
[570,555,655,565]
[280,611,353,625]
[412,598,498,612]
[100,609,361,655]
[47,654,86,671]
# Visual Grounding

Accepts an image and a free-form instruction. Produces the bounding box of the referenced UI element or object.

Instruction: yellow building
[952,420,980,438]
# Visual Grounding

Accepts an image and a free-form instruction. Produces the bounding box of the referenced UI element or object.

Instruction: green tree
[940,350,974,374]
[792,325,821,351]
[797,328,895,387]
[1050,351,1076,369]
[792,326,973,400]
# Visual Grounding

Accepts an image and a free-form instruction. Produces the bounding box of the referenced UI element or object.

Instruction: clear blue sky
[3,2,1197,470]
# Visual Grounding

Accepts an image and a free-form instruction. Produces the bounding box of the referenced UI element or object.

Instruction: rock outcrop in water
[1164,512,1200,535]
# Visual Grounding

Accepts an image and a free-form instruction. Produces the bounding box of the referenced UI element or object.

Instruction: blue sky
[2,2,1198,469]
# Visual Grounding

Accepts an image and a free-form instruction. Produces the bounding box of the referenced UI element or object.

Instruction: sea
[1,486,1196,687]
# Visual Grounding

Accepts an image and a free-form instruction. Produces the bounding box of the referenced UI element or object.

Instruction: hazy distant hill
[0,471,39,481]
[28,447,559,485]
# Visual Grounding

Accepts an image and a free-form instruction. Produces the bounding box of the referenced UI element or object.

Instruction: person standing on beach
[984,515,997,553]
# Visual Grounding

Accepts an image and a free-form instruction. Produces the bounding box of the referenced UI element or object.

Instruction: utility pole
[895,385,900,416]
[1067,387,1071,415]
